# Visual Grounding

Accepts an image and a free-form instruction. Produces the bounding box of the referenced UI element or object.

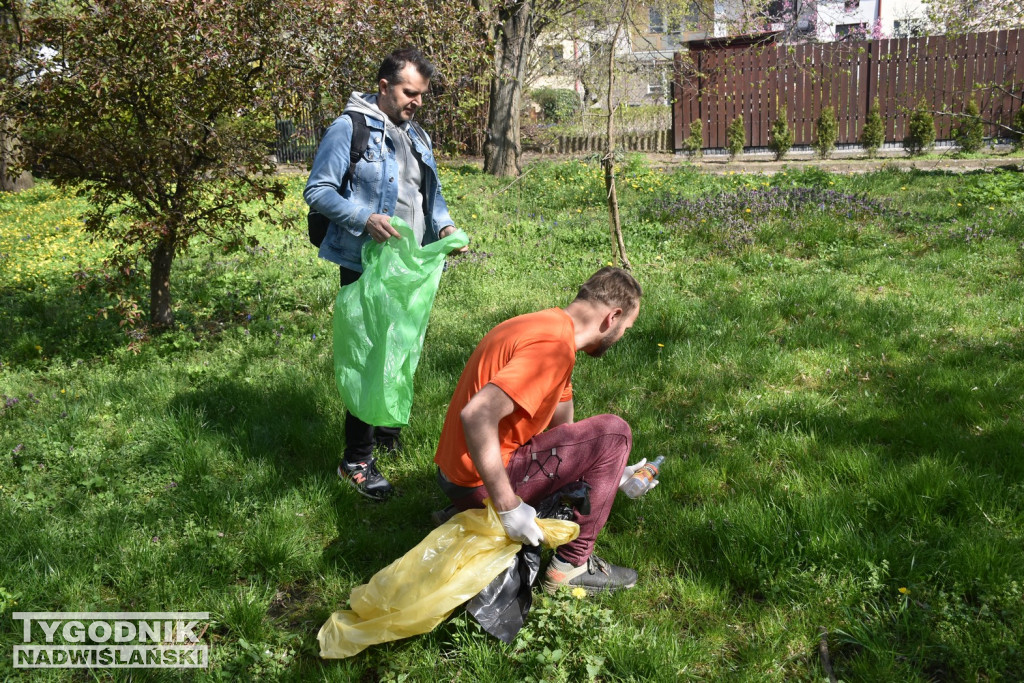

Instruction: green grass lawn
[1,159,1023,681]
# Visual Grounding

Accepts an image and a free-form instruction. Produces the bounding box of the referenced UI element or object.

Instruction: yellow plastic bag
[318,501,579,659]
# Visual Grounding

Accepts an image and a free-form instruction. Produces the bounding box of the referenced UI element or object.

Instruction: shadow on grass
[162,372,455,579]
[0,281,126,366]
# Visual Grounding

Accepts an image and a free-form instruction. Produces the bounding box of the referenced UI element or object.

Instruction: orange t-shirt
[433,308,575,487]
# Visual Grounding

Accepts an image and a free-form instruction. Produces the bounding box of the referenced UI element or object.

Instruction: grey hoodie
[344,93,426,245]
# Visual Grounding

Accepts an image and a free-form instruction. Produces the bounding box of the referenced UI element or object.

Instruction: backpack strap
[341,111,371,194]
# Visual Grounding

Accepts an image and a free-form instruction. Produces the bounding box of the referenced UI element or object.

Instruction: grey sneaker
[337,457,394,501]
[542,555,638,595]
[430,504,458,526]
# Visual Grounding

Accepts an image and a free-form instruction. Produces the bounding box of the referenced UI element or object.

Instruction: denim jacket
[303,99,455,272]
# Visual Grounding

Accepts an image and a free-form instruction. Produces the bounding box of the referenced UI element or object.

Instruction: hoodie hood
[344,92,402,134]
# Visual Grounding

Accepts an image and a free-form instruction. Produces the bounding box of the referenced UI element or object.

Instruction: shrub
[861,99,885,158]
[904,100,936,156]
[682,119,703,158]
[531,88,580,124]
[1012,103,1024,151]
[727,115,745,159]
[768,105,793,161]
[814,106,838,159]
[954,98,985,154]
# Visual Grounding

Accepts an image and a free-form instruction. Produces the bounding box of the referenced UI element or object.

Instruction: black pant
[340,266,401,463]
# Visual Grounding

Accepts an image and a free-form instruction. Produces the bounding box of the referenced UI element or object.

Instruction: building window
[844,0,860,10]
[684,1,701,25]
[836,22,866,39]
[647,79,664,95]
[649,8,665,33]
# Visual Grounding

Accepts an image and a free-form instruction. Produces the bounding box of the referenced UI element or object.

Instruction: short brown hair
[378,48,436,84]
[574,267,642,313]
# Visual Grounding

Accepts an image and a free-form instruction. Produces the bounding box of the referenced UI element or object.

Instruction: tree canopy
[19,0,487,326]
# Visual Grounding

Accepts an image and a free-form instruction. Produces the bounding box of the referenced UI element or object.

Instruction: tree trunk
[0,123,33,192]
[149,236,176,326]
[1,4,32,192]
[602,2,631,270]
[483,0,535,177]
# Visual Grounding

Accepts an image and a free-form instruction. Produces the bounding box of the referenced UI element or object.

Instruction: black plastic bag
[465,482,591,642]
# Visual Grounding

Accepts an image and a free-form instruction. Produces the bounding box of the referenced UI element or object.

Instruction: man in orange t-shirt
[434,267,653,594]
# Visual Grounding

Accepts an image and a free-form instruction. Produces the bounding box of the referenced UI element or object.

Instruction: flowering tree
[923,0,1023,34]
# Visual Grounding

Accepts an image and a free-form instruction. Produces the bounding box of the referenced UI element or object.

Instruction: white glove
[619,458,648,489]
[619,458,660,498]
[497,498,545,546]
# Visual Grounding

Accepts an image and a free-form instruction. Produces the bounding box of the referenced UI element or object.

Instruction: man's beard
[585,325,620,358]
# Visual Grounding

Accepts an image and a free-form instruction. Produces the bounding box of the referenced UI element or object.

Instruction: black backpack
[306,113,426,248]
[307,112,371,247]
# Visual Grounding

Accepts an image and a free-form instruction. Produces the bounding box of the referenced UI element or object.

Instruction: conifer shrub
[727,115,745,159]
[861,99,885,158]
[813,106,838,159]
[954,98,985,154]
[904,100,936,156]
[768,105,793,161]
[682,119,703,158]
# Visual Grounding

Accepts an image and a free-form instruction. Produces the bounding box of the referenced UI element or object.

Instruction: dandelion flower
[657,343,665,347]
[899,587,910,595]
[571,587,587,599]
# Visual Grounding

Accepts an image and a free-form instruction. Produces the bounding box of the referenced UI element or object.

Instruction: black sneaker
[337,457,394,501]
[541,555,638,595]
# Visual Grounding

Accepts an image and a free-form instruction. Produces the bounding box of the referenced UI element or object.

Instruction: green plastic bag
[333,217,468,427]
[317,500,579,659]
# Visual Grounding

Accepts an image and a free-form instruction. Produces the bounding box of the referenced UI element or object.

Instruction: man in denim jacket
[304,48,465,500]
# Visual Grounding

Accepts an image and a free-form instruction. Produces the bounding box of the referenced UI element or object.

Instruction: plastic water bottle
[621,456,665,499]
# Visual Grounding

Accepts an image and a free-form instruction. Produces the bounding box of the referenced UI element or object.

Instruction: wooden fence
[673,29,1024,151]
[528,130,672,154]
